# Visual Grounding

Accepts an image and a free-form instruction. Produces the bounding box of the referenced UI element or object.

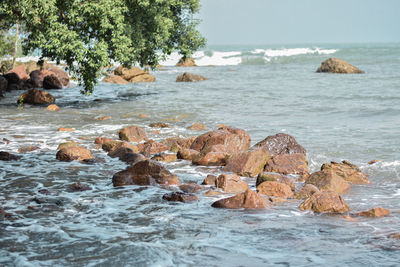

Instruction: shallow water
[1,43,400,266]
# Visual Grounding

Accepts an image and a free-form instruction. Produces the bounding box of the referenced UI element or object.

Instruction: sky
[198,0,400,45]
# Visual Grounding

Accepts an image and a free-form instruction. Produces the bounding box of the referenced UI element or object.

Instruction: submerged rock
[215,174,248,193]
[188,123,207,131]
[119,125,148,142]
[256,181,294,199]
[355,207,390,218]
[224,149,270,177]
[162,192,198,203]
[176,72,207,82]
[69,182,92,192]
[56,146,94,162]
[316,58,364,74]
[253,133,306,156]
[0,151,21,161]
[211,189,268,209]
[149,122,170,128]
[299,191,349,213]
[18,89,55,105]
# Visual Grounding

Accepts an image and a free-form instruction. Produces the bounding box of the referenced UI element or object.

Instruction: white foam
[254,47,337,59]
[160,51,242,66]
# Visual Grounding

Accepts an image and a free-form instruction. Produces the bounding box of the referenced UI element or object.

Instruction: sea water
[0,43,399,266]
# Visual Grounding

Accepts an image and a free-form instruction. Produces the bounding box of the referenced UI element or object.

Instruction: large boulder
[18,89,55,105]
[224,149,270,177]
[211,189,268,209]
[5,65,28,83]
[102,75,129,84]
[48,67,70,87]
[321,160,370,184]
[256,181,294,198]
[114,66,145,80]
[129,74,155,83]
[176,57,197,67]
[56,146,94,162]
[264,153,309,179]
[176,72,207,82]
[215,174,248,193]
[252,133,306,156]
[43,74,63,89]
[316,58,364,74]
[119,125,148,142]
[29,70,55,88]
[112,159,179,186]
[305,170,350,194]
[299,191,350,213]
[177,148,200,161]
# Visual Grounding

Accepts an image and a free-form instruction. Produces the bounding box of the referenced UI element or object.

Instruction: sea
[0,43,399,266]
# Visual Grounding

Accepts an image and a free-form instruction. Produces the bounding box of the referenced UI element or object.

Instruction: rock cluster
[103,66,155,84]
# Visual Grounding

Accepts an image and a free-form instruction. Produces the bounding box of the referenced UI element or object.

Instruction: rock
[162,136,196,152]
[299,191,350,213]
[252,133,306,156]
[43,74,63,89]
[5,65,28,83]
[211,189,268,209]
[46,104,59,111]
[56,146,94,162]
[264,153,309,179]
[224,149,270,177]
[18,146,40,153]
[57,142,79,150]
[368,160,380,165]
[179,183,202,193]
[29,69,55,88]
[94,137,115,145]
[176,57,197,67]
[355,207,390,218]
[0,151,21,161]
[149,122,170,128]
[188,123,207,131]
[129,74,155,83]
[102,141,122,152]
[256,181,294,198]
[69,182,92,191]
[256,172,295,191]
[215,174,248,193]
[321,160,370,184]
[177,149,200,161]
[102,75,129,84]
[114,66,145,80]
[162,192,198,203]
[0,207,12,218]
[204,190,224,197]
[176,72,207,82]
[96,116,111,121]
[58,127,75,132]
[0,75,8,93]
[387,233,400,239]
[17,89,55,105]
[192,147,228,166]
[137,140,168,156]
[112,159,180,186]
[151,153,177,163]
[294,184,320,199]
[119,125,148,142]
[48,67,70,87]
[119,152,146,165]
[108,142,139,157]
[316,58,364,74]
[306,170,350,194]
[202,174,217,186]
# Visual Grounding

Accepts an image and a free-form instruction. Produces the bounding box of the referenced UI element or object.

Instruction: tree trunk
[12,24,19,69]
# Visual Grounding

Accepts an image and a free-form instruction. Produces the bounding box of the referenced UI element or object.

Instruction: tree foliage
[0,0,206,94]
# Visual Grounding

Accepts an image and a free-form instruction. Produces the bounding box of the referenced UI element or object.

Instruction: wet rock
[102,141,122,152]
[204,190,224,197]
[151,153,177,163]
[43,74,63,89]
[58,127,75,132]
[387,233,400,239]
[252,133,306,156]
[211,189,268,209]
[202,174,217,186]
[306,170,350,194]
[316,58,364,74]
[179,183,202,193]
[368,160,380,165]
[162,136,196,152]
[69,182,92,192]
[56,146,94,162]
[188,123,206,130]
[108,141,139,156]
[29,69,55,88]
[256,181,294,198]
[162,192,198,203]
[215,174,248,193]
[294,184,320,200]
[0,151,21,161]
[176,72,207,82]
[129,74,155,83]
[114,66,145,80]
[112,159,180,186]
[321,160,370,184]
[57,142,79,150]
[38,189,51,195]
[138,140,168,156]
[224,149,270,177]
[299,191,350,213]
[0,75,8,93]
[120,152,146,165]
[5,65,28,85]
[0,207,12,218]
[48,67,70,87]
[192,150,228,166]
[17,89,55,105]
[256,172,295,191]
[94,137,115,145]
[2,138,10,144]
[355,207,390,218]
[18,146,40,153]
[96,116,111,121]
[46,104,60,111]
[149,122,170,128]
[119,125,148,142]
[176,57,197,67]
[102,75,129,84]
[264,153,309,179]
[177,148,200,161]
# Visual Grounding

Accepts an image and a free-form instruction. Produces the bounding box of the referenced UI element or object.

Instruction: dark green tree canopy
[0,0,206,94]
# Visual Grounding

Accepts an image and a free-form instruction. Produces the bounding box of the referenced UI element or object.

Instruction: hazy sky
[198,0,400,45]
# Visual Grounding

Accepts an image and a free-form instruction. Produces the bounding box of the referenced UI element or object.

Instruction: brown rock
[306,170,350,194]
[119,125,148,142]
[69,182,91,191]
[43,74,63,89]
[368,160,380,165]
[162,136,196,152]
[114,66,145,80]
[102,141,122,152]
[256,172,295,191]
[120,152,146,165]
[57,142,79,150]
[299,191,350,213]
[56,146,94,162]
[264,153,309,179]
[294,184,320,199]
[316,58,364,74]
[58,127,75,132]
[202,174,217,186]
[48,67,70,87]
[177,149,200,161]
[149,122,170,128]
[46,104,59,111]
[102,75,129,84]
[356,207,390,218]
[112,159,180,186]
[192,151,228,166]
[129,74,155,83]
[188,123,207,131]
[94,137,115,145]
[18,146,40,153]
[138,140,168,156]
[321,161,370,184]
[387,233,400,239]
[224,149,270,177]
[211,189,268,209]
[204,190,224,197]
[151,153,177,163]
[215,174,248,193]
[5,65,28,82]
[18,89,55,105]
[162,192,198,203]
[176,57,197,67]
[29,69,55,88]
[0,151,21,161]
[179,183,202,193]
[256,181,294,198]
[176,72,207,82]
[108,142,139,156]
[253,133,306,156]
[0,76,7,93]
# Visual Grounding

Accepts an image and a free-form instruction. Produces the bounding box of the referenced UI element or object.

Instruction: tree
[0,0,206,94]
